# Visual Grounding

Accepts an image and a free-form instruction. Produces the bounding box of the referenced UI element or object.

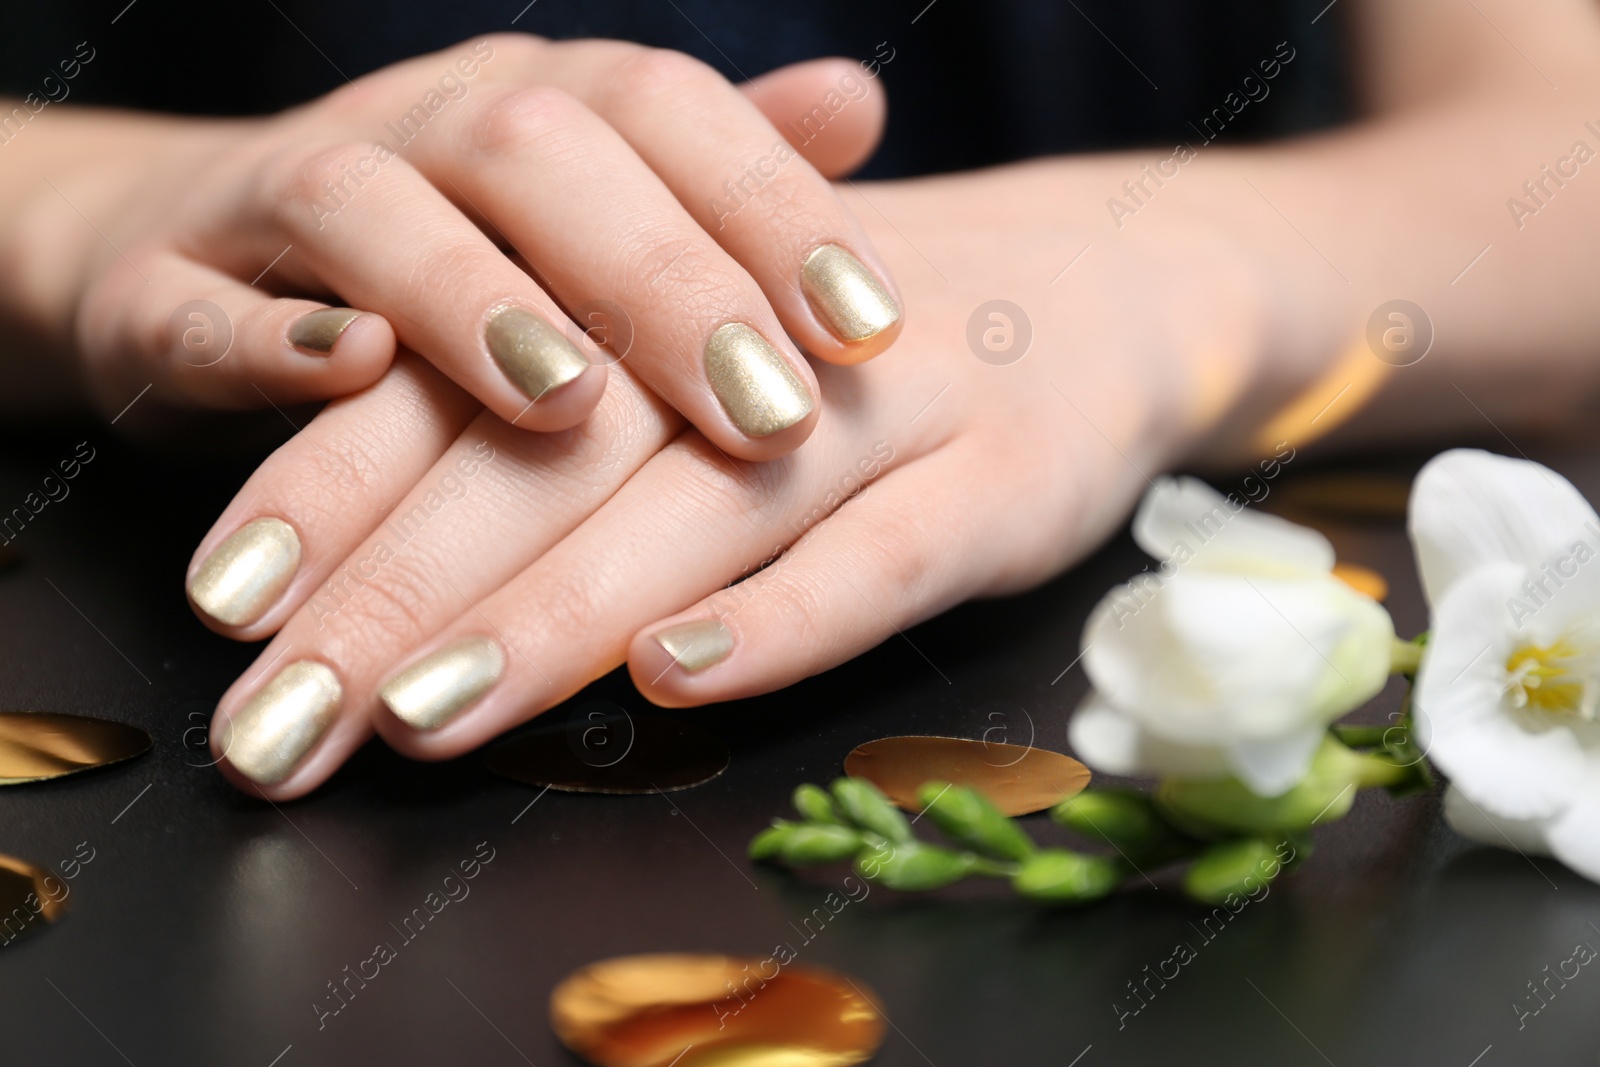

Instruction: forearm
[1043,0,1600,464]
[1234,84,1600,452]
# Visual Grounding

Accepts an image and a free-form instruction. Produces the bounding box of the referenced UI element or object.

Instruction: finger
[364,375,944,760]
[629,437,1015,706]
[739,58,887,178]
[528,42,904,365]
[79,250,394,412]
[206,369,682,796]
[365,434,792,761]
[184,352,479,638]
[212,143,608,433]
[398,85,820,461]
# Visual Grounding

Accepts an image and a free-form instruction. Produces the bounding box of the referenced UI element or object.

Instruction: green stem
[1389,636,1424,676]
[1348,750,1414,790]
[1329,724,1388,748]
[970,856,1021,878]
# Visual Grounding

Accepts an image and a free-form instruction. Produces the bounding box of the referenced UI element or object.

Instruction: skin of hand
[193,0,1600,797]
[196,160,1277,796]
[0,35,903,459]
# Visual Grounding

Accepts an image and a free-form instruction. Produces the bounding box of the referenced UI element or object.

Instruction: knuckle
[614,231,749,319]
[605,48,723,112]
[859,521,936,598]
[316,546,442,644]
[742,564,831,652]
[475,32,539,64]
[738,171,825,235]
[527,566,610,640]
[670,446,789,526]
[391,240,505,326]
[82,248,170,363]
[467,85,586,158]
[268,141,388,233]
[296,421,391,503]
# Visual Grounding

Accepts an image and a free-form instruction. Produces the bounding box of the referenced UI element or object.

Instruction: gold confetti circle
[0,853,66,943]
[844,735,1090,816]
[0,712,150,785]
[551,953,885,1067]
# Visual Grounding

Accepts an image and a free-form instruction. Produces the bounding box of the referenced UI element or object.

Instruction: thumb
[739,58,886,178]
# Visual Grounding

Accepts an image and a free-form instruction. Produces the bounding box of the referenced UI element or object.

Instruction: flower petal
[1442,783,1551,857]
[1542,760,1600,882]
[1068,695,1230,780]
[1133,476,1334,577]
[1409,449,1600,606]
[1224,725,1329,797]
[1138,573,1388,738]
[1415,565,1587,819]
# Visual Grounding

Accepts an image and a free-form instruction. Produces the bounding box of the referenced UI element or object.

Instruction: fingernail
[290,308,362,354]
[653,619,734,673]
[188,517,301,627]
[380,636,504,731]
[485,306,590,402]
[704,323,813,438]
[801,244,900,343]
[220,660,341,785]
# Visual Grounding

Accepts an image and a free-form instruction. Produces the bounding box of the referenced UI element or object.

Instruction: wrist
[1135,159,1358,471]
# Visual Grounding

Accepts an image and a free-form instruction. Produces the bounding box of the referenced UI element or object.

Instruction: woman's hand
[2,35,901,454]
[196,159,1307,797]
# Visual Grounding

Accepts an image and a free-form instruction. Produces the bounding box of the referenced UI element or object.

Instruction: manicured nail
[703,323,813,438]
[289,308,362,354]
[187,517,301,627]
[653,620,734,673]
[485,306,590,403]
[220,660,341,785]
[801,244,900,343]
[380,636,504,731]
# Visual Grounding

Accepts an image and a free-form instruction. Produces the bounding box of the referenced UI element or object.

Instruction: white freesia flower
[1070,477,1396,797]
[1409,449,1600,880]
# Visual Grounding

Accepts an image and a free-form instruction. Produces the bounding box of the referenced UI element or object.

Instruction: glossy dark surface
[0,425,1594,1066]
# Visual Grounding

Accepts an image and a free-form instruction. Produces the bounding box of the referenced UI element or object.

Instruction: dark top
[2,0,1348,178]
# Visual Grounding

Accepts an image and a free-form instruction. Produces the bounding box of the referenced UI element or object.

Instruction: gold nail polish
[653,620,734,673]
[380,636,504,731]
[289,308,361,354]
[486,306,590,402]
[703,323,813,438]
[220,660,341,785]
[801,244,900,343]
[187,517,301,627]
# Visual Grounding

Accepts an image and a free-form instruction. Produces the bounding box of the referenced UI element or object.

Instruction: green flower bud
[793,783,844,824]
[777,824,863,865]
[1011,849,1124,903]
[1052,789,1172,847]
[831,777,914,843]
[915,781,1035,862]
[749,820,798,861]
[1157,737,1365,836]
[1183,838,1284,905]
[853,840,975,891]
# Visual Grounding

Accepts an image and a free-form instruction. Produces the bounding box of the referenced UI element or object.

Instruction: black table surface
[1,421,1596,1067]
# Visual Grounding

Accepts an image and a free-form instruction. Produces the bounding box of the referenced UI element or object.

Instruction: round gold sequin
[844,735,1091,816]
[0,853,66,944]
[0,712,150,785]
[550,953,886,1067]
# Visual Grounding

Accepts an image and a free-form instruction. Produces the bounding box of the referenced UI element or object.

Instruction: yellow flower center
[1505,640,1597,719]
